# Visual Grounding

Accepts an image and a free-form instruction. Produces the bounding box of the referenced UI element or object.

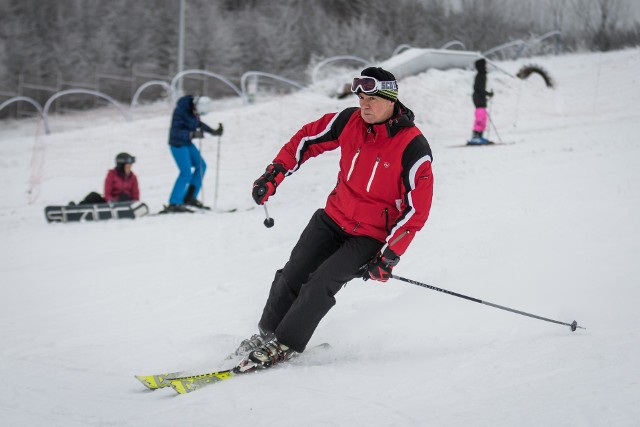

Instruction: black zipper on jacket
[383,208,389,233]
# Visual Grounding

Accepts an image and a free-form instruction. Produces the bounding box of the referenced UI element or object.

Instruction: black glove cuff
[270,163,286,175]
[265,163,286,184]
[382,248,400,266]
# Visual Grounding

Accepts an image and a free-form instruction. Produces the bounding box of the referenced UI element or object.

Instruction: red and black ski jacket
[272,102,433,256]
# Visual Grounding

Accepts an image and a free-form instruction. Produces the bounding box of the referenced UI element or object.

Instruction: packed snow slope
[1,49,639,427]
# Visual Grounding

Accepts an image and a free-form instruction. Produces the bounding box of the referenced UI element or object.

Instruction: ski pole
[486,94,493,140]
[214,134,221,210]
[262,203,274,228]
[390,274,585,332]
[198,136,205,205]
[487,111,504,144]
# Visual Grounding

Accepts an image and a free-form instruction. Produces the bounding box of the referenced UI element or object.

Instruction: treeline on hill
[0,0,638,114]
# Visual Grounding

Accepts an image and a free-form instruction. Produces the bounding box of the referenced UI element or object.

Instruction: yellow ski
[169,370,236,394]
[135,372,188,390]
[135,343,331,394]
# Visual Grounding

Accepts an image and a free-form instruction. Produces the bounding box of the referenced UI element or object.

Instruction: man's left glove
[209,123,224,136]
[365,248,400,282]
[252,163,286,205]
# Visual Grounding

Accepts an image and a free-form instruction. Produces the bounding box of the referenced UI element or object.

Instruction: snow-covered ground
[1,49,639,426]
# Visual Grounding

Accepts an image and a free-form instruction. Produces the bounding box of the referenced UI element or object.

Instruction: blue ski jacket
[168,95,213,147]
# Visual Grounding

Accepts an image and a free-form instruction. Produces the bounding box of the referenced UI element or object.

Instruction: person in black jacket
[164,95,223,213]
[468,58,494,145]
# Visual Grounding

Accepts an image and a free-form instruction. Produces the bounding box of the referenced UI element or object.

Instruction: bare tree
[593,0,630,50]
[1,0,639,116]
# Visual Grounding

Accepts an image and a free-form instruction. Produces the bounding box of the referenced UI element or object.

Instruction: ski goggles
[116,155,136,165]
[351,76,398,100]
[351,76,397,93]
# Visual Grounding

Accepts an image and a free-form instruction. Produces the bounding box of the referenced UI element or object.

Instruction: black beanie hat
[359,67,398,102]
[475,58,487,72]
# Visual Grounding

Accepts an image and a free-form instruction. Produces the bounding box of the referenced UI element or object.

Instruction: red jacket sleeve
[104,169,116,202]
[272,112,342,174]
[384,159,433,256]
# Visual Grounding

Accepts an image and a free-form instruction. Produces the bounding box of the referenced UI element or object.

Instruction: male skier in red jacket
[236,67,434,372]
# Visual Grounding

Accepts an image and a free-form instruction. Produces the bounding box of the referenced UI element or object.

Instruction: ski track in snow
[1,49,639,426]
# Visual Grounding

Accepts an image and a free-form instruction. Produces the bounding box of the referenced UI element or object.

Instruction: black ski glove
[252,163,286,205]
[209,123,224,136]
[365,248,400,282]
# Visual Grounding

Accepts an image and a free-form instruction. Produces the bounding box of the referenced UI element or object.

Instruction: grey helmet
[115,152,135,165]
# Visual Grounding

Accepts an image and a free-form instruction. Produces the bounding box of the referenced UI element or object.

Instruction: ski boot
[184,197,210,210]
[159,204,194,214]
[182,185,210,210]
[467,130,491,145]
[234,329,275,357]
[235,337,295,373]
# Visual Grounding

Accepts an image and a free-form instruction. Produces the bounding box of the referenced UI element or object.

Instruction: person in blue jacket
[164,95,223,213]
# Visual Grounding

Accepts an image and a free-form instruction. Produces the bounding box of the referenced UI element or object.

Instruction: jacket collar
[366,101,416,137]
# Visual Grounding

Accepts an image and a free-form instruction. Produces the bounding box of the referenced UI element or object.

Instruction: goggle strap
[351,77,398,94]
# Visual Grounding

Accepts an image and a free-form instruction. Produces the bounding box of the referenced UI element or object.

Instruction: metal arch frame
[42,89,131,134]
[392,44,413,56]
[240,71,305,102]
[484,31,562,61]
[440,40,466,50]
[170,69,247,105]
[0,96,45,127]
[517,30,562,59]
[482,40,528,60]
[393,41,466,56]
[311,55,371,83]
[130,80,172,110]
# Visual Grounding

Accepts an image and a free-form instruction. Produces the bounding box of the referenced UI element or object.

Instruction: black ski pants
[258,209,383,352]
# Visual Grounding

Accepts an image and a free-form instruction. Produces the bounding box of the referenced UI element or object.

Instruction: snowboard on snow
[45,201,149,223]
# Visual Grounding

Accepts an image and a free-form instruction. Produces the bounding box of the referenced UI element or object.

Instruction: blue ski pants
[169,143,207,205]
